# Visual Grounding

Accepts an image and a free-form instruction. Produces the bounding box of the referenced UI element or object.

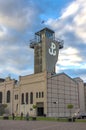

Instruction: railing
[29,39,37,48]
[29,38,42,48]
[53,38,64,49]
[29,38,64,49]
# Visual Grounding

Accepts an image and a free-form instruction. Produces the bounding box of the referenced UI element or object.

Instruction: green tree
[32,104,37,109]
[0,104,7,116]
[32,104,37,117]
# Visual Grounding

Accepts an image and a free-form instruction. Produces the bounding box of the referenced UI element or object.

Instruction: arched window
[39,92,41,98]
[30,92,33,104]
[26,93,28,104]
[36,92,38,98]
[21,93,24,104]
[42,92,44,98]
[7,90,10,103]
[0,92,2,103]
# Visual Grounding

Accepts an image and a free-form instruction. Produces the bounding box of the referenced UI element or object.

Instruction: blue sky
[0,0,86,82]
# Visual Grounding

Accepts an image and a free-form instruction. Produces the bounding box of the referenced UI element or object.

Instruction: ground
[0,120,86,130]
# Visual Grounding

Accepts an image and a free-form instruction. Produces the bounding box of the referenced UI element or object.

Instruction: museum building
[0,28,85,117]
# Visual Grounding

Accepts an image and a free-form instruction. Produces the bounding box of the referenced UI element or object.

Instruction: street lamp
[53,101,58,104]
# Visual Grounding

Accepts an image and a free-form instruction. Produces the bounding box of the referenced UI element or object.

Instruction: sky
[0,0,86,82]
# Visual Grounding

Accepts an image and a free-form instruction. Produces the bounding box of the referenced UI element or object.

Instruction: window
[15,95,16,100]
[0,92,2,103]
[26,93,28,104]
[36,92,38,98]
[39,92,41,98]
[21,93,24,104]
[36,92,44,98]
[7,90,10,103]
[30,92,33,104]
[15,94,18,100]
[17,95,18,99]
[42,92,44,98]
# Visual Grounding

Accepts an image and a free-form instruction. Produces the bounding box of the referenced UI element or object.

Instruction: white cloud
[46,0,86,81]
[0,0,37,79]
[0,8,35,31]
[58,47,82,67]
[0,25,7,38]
[60,1,79,19]
[0,8,35,30]
[0,44,34,75]
[0,0,38,31]
[0,0,86,81]
[46,0,86,43]
[6,66,33,76]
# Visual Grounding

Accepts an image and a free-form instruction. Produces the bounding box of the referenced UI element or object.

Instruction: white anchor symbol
[49,42,56,56]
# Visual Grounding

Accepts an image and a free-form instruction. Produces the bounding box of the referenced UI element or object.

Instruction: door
[37,107,44,116]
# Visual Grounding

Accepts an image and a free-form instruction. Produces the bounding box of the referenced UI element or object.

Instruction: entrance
[36,102,44,116]
[37,107,44,116]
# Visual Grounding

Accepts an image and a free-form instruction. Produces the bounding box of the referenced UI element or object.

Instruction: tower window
[46,31,54,39]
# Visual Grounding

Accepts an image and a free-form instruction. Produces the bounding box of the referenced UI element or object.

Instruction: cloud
[0,0,38,31]
[58,47,82,67]
[0,0,37,79]
[46,0,86,43]
[46,0,86,81]
[0,0,86,82]
[0,0,45,80]
[0,44,34,78]
[0,25,8,38]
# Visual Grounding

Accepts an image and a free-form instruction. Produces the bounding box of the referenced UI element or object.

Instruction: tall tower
[30,27,63,74]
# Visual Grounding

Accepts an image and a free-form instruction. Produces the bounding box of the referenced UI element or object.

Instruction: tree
[32,104,37,109]
[67,104,73,117]
[0,104,7,116]
[32,104,37,117]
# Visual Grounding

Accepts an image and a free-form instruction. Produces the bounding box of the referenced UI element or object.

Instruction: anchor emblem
[49,42,56,56]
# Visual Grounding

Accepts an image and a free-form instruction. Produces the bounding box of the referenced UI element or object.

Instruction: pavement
[0,120,86,130]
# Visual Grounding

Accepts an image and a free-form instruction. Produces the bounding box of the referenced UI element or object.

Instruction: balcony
[54,38,64,49]
[29,38,41,49]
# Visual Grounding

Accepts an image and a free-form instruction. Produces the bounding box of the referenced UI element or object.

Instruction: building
[0,28,85,117]
[74,78,85,113]
[84,83,86,112]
